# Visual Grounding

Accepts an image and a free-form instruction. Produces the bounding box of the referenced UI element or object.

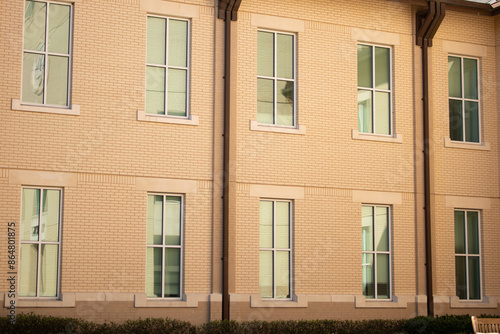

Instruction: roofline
[391,0,495,15]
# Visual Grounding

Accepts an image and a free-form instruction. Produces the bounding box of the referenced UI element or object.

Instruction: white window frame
[146,15,190,119]
[19,187,63,299]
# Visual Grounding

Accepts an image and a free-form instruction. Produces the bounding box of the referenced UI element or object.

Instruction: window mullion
[461,57,466,141]
[37,190,44,297]
[273,33,277,125]
[161,196,166,298]
[164,19,169,115]
[464,212,469,300]
[43,4,49,105]
[371,48,376,134]
[273,201,276,298]
[373,207,378,299]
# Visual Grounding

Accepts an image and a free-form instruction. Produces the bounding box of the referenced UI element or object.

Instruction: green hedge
[1,313,498,333]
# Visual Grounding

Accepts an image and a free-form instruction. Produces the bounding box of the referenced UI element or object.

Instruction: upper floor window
[257,31,295,127]
[146,16,189,117]
[448,56,480,143]
[357,44,392,135]
[22,1,72,108]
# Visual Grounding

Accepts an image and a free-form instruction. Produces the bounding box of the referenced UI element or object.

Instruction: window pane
[468,256,481,300]
[167,69,187,116]
[361,206,373,251]
[357,45,372,88]
[277,34,293,79]
[165,196,181,245]
[24,1,46,52]
[260,201,273,248]
[22,53,45,104]
[147,195,163,245]
[257,78,274,124]
[20,244,38,297]
[374,91,390,135]
[257,31,273,77]
[362,253,374,299]
[168,19,188,68]
[276,80,293,126]
[21,189,40,241]
[455,256,467,299]
[146,66,165,115]
[467,212,479,254]
[463,58,478,100]
[147,17,166,65]
[375,47,390,90]
[46,55,68,106]
[375,207,389,252]
[275,251,290,298]
[39,244,58,297]
[259,251,273,298]
[464,101,479,143]
[377,254,390,299]
[448,56,461,98]
[358,90,372,133]
[164,248,180,297]
[48,4,70,54]
[275,202,290,249]
[41,189,60,242]
[146,247,162,297]
[454,211,465,254]
[449,99,463,141]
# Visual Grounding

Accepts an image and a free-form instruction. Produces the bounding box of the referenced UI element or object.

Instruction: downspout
[416,0,445,317]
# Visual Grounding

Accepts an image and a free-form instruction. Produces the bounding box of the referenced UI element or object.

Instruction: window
[448,56,480,143]
[455,210,481,300]
[357,44,392,135]
[257,31,295,127]
[361,205,391,299]
[22,1,72,107]
[259,200,291,299]
[146,194,182,298]
[20,188,62,297]
[146,16,189,117]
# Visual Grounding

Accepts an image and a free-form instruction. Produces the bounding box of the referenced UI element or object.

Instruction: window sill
[12,99,80,116]
[355,295,409,309]
[444,138,490,151]
[352,130,402,143]
[250,294,307,308]
[4,293,76,308]
[137,110,199,126]
[449,296,498,309]
[134,293,205,308]
[250,120,306,135]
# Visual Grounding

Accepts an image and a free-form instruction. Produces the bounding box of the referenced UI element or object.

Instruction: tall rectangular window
[259,200,291,299]
[257,31,295,127]
[22,1,72,107]
[448,56,480,143]
[357,44,392,135]
[146,16,189,117]
[455,210,481,300]
[146,194,182,298]
[20,188,62,297]
[362,205,391,299]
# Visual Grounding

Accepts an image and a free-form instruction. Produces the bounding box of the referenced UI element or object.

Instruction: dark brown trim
[394,0,492,15]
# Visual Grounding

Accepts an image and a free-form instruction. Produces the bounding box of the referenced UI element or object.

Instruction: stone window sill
[444,138,490,151]
[4,293,75,308]
[134,293,205,308]
[250,120,306,135]
[450,296,498,309]
[12,99,80,116]
[352,130,402,143]
[137,110,199,125]
[355,295,409,309]
[250,294,307,308]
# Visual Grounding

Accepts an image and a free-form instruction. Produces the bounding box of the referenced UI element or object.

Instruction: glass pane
[375,47,390,90]
[277,34,293,79]
[257,31,273,77]
[375,207,389,252]
[357,45,372,88]
[146,247,162,297]
[377,254,390,299]
[277,80,293,126]
[455,256,467,299]
[257,78,274,124]
[147,195,163,245]
[454,211,465,254]
[168,19,188,67]
[21,189,40,241]
[41,189,60,242]
[48,4,70,54]
[468,256,481,300]
[22,53,45,104]
[167,68,187,116]
[259,251,273,298]
[165,196,181,245]
[358,90,372,133]
[276,251,290,298]
[39,244,58,297]
[275,202,290,249]
[467,212,479,254]
[46,55,68,106]
[449,99,463,141]
[374,91,390,135]
[448,56,462,98]
[24,1,46,51]
[361,206,373,251]
[362,253,374,299]
[146,66,165,115]
[463,58,478,100]
[20,244,38,297]
[464,101,479,143]
[164,248,180,297]
[260,201,273,248]
[147,17,166,65]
